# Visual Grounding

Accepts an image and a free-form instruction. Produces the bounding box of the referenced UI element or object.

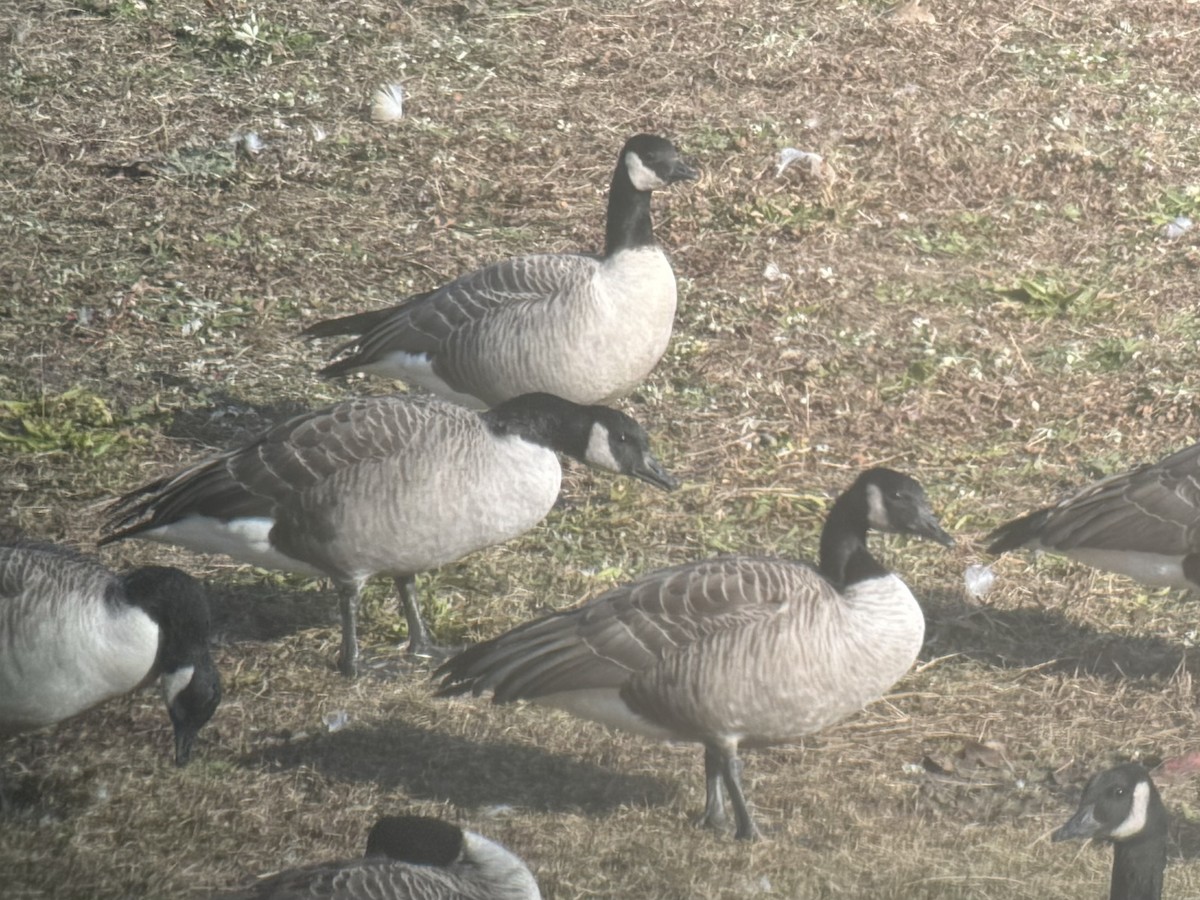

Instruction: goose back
[988,440,1200,588]
[215,815,540,900]
[438,555,924,745]
[437,467,950,839]
[324,251,674,409]
[307,134,695,408]
[101,395,563,580]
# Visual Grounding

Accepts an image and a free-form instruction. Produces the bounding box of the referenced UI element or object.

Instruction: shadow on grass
[921,588,1193,680]
[206,579,338,643]
[1171,816,1200,862]
[152,380,312,448]
[243,719,674,816]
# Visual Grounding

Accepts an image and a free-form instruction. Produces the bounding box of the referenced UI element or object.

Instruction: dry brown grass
[3,0,1200,896]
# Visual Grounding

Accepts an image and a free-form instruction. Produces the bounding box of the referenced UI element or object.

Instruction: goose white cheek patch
[585,423,621,472]
[161,665,196,707]
[1108,781,1151,839]
[625,152,667,191]
[865,484,889,530]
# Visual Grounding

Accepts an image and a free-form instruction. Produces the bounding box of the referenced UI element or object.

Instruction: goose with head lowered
[0,542,221,766]
[988,440,1200,590]
[214,814,540,900]
[436,467,953,839]
[100,392,676,678]
[302,133,698,409]
[1053,763,1168,900]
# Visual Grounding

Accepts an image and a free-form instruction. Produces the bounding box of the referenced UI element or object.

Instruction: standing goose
[988,440,1200,589]
[1053,763,1168,900]
[302,133,698,409]
[436,468,953,840]
[215,814,541,900]
[0,542,221,766]
[100,392,676,678]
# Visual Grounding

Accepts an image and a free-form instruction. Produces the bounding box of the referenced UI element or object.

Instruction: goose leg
[717,744,761,841]
[336,582,362,678]
[698,743,728,830]
[395,575,436,658]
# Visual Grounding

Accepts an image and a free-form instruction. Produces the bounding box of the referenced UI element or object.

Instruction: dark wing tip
[986,508,1051,555]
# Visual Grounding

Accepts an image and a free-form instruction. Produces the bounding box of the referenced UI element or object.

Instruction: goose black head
[581,405,678,492]
[1054,763,1167,844]
[620,134,699,192]
[858,468,955,547]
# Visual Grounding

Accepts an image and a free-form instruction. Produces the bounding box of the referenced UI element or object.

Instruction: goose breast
[0,556,159,735]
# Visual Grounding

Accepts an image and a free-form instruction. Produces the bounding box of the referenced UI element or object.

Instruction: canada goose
[215,814,541,900]
[987,441,1200,589]
[100,392,676,678]
[1053,763,1168,900]
[302,133,698,409]
[0,542,221,766]
[436,468,953,839]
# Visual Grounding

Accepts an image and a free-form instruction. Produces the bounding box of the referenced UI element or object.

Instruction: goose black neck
[1110,833,1166,900]
[483,393,592,461]
[819,483,890,589]
[122,567,212,671]
[604,157,656,256]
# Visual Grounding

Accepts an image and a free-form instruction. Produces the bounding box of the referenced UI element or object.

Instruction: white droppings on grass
[776,147,822,178]
[1163,216,1192,239]
[763,262,790,283]
[323,710,350,732]
[371,83,405,123]
[964,564,996,599]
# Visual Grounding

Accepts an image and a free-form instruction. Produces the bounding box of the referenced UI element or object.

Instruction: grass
[3,0,1200,896]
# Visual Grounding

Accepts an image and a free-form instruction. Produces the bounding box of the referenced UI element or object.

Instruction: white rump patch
[584,422,622,473]
[160,665,196,707]
[1108,780,1150,840]
[539,688,676,741]
[146,516,324,576]
[360,350,487,409]
[625,151,667,192]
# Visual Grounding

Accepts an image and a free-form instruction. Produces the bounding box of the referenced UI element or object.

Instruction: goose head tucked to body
[301,133,697,408]
[100,393,675,678]
[0,544,221,767]
[215,814,541,900]
[1053,763,1168,900]
[436,467,952,840]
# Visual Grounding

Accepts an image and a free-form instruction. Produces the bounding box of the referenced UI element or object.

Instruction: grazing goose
[988,441,1200,589]
[302,133,698,409]
[215,814,541,900]
[1053,763,1168,900]
[0,542,221,766]
[436,468,953,840]
[100,392,676,677]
